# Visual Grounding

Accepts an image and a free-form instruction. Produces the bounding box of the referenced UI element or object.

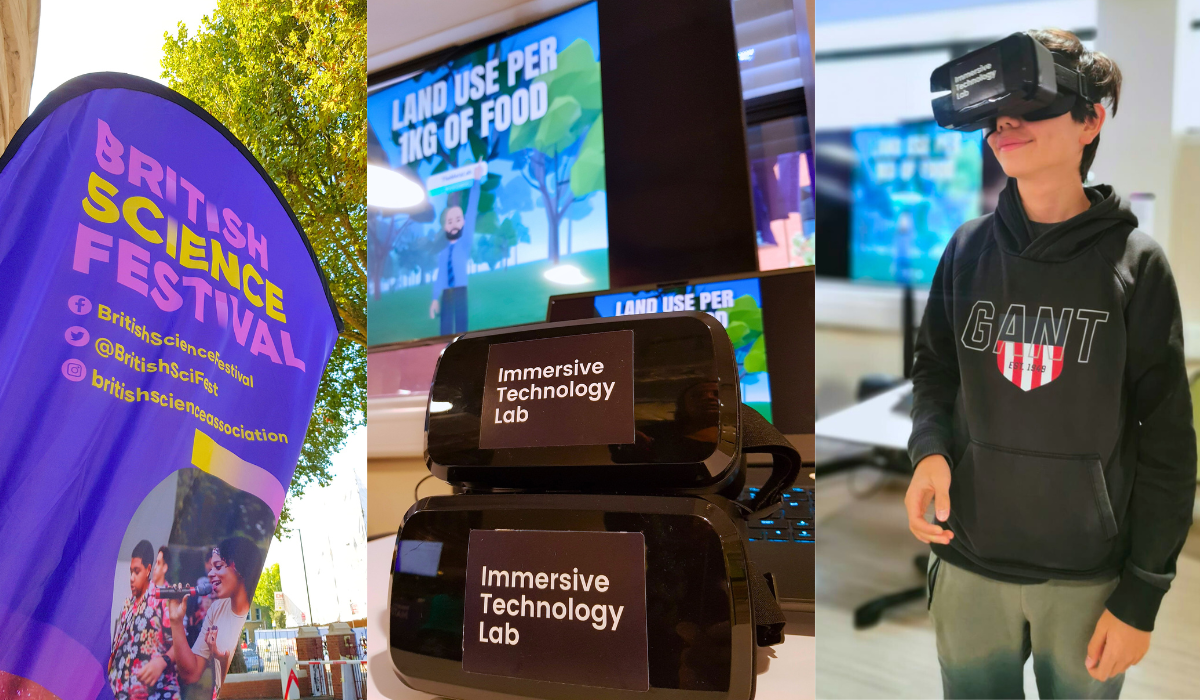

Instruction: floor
[815,465,1200,699]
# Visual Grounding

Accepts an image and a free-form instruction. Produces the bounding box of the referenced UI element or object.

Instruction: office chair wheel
[853,586,926,629]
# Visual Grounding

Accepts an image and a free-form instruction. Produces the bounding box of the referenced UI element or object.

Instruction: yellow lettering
[211,239,240,289]
[243,263,264,307]
[82,172,119,223]
[265,280,285,323]
[122,196,163,244]
[179,225,208,271]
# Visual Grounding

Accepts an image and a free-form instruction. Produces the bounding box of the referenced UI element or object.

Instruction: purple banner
[0,74,340,700]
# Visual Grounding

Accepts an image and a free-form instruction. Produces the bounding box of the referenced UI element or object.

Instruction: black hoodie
[909,179,1196,631]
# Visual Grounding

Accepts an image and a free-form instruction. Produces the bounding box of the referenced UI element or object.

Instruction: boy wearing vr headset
[905,29,1195,699]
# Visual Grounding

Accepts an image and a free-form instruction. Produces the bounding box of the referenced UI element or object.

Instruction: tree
[253,562,288,629]
[727,295,767,378]
[472,212,529,270]
[509,39,604,264]
[161,0,366,536]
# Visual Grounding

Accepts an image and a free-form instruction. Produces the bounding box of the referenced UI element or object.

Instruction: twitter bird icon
[65,326,90,347]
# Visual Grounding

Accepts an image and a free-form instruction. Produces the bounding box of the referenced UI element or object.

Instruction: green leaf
[571,114,605,197]
[533,95,582,154]
[508,110,536,151]
[468,127,487,163]
[477,189,496,217]
[744,335,768,374]
[727,295,764,332]
[509,39,599,157]
[475,210,500,234]
[725,320,749,348]
[481,172,503,191]
[545,39,598,87]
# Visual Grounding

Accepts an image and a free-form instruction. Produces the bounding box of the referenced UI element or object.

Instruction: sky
[263,426,369,625]
[30,0,218,109]
[264,424,368,568]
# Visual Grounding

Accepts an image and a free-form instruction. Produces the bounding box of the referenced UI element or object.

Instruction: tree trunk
[547,209,560,264]
[1,0,40,150]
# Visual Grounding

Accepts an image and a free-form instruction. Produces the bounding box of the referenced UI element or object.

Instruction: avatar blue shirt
[432,175,482,299]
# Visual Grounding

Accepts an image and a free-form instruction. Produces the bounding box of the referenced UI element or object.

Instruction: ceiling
[368,0,578,73]
[816,0,1019,24]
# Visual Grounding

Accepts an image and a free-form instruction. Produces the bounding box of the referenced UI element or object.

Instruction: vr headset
[390,313,801,699]
[931,32,1095,132]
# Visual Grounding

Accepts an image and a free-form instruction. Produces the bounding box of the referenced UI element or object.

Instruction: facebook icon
[67,295,92,316]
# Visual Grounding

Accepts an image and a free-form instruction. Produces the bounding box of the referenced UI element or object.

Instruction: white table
[814,381,912,451]
[366,537,814,699]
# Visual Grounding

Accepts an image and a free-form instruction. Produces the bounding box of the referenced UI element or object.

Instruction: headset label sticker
[951,46,1004,109]
[462,529,649,690]
[479,329,635,448]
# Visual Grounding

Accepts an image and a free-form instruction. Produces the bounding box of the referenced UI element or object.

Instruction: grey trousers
[928,555,1124,700]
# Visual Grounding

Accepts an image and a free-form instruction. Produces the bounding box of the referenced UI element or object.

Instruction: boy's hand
[135,656,167,686]
[905,454,954,545]
[1086,609,1150,681]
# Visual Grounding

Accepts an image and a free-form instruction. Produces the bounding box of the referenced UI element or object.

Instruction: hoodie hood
[994,178,1139,261]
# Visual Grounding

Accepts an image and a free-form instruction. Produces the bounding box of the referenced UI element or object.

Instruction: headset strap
[1053,58,1093,102]
[746,553,787,646]
[738,404,802,514]
[734,404,798,646]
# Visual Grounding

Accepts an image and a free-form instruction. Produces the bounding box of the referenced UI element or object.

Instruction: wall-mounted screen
[367,2,608,345]
[592,278,772,422]
[849,121,983,286]
[548,268,814,435]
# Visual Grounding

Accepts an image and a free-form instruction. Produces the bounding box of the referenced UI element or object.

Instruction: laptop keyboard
[744,484,815,544]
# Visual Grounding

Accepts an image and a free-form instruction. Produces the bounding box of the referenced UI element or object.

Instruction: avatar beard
[445,227,463,241]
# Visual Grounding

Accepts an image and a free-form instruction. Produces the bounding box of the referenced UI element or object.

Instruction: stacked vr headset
[931,32,1097,132]
[389,312,802,700]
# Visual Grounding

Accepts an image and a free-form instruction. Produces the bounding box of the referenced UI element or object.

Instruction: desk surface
[814,382,912,452]
[366,536,814,699]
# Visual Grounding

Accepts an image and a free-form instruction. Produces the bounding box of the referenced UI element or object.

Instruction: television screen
[366,2,608,345]
[849,121,983,286]
[592,278,773,422]
[813,128,853,278]
[749,115,815,271]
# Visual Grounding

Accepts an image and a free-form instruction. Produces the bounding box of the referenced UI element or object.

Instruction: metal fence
[245,636,297,673]
[295,660,368,700]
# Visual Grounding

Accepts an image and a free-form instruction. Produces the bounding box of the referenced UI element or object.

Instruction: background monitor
[366,3,609,345]
[815,119,1007,284]
[547,267,814,435]
[367,0,760,347]
[747,97,815,272]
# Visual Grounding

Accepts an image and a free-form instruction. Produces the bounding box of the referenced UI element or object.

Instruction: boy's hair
[1026,29,1123,181]
[131,540,154,568]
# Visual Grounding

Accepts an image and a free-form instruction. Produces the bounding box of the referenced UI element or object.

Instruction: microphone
[156,578,214,599]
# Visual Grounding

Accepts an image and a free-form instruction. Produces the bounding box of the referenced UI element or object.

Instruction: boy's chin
[997,159,1037,181]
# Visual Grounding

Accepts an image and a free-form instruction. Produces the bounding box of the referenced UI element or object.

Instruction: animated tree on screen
[366,2,608,345]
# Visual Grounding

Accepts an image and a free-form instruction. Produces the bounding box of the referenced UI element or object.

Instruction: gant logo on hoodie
[960,302,1109,391]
